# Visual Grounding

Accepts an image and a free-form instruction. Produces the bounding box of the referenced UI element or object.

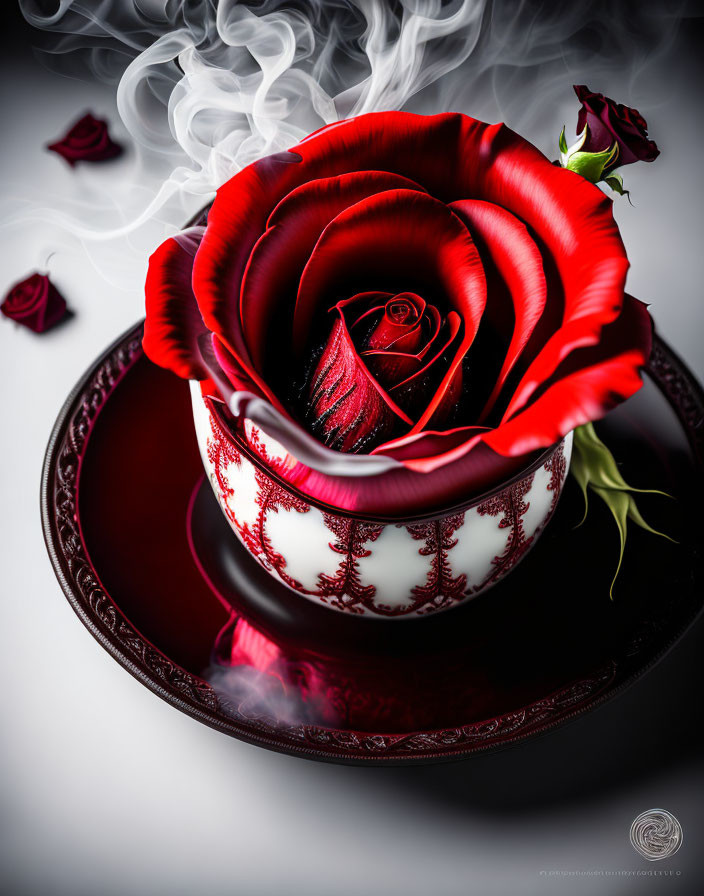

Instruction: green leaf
[604,171,624,191]
[564,141,619,183]
[558,125,568,155]
[570,422,677,599]
[604,171,633,204]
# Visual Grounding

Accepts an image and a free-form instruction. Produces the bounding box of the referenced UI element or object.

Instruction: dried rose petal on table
[47,113,122,166]
[1,273,68,333]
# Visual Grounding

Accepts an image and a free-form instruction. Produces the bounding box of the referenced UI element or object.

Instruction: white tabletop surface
[1,15,703,896]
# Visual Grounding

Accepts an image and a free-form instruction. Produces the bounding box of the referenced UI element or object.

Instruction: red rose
[306,290,463,452]
[1,273,67,333]
[47,113,122,167]
[574,85,659,171]
[143,112,651,514]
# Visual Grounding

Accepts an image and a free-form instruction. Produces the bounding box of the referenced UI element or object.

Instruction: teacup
[191,383,572,618]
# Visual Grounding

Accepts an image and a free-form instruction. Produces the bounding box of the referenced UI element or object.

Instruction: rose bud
[47,113,122,167]
[305,291,462,453]
[574,85,659,170]
[1,273,68,333]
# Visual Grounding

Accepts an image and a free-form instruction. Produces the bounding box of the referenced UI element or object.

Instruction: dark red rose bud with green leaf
[573,85,659,170]
[47,113,122,167]
[560,87,659,196]
[1,273,67,333]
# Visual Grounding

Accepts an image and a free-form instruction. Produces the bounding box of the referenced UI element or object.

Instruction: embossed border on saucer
[41,320,704,764]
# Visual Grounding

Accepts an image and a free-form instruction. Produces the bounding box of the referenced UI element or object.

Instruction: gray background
[1,3,703,894]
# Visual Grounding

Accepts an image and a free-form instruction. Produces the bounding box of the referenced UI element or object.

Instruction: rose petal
[190,113,637,476]
[348,291,432,389]
[486,296,651,456]
[501,279,642,423]
[355,301,441,391]
[143,237,209,380]
[280,434,530,514]
[371,423,489,472]
[575,89,616,155]
[306,316,412,453]
[342,291,394,326]
[212,336,279,406]
[362,350,425,388]
[390,311,464,426]
[192,151,305,390]
[240,170,427,371]
[574,85,659,166]
[266,171,427,229]
[341,291,434,356]
[478,160,630,419]
[294,189,486,393]
[449,200,547,419]
[504,293,651,417]
[364,292,425,350]
[486,352,644,456]
[479,125,629,318]
[213,388,532,514]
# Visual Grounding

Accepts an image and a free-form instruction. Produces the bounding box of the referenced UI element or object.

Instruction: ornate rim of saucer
[40,320,704,764]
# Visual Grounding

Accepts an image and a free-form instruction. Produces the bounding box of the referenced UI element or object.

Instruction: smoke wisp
[6,0,692,288]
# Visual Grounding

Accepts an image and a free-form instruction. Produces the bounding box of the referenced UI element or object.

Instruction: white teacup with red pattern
[191,383,572,618]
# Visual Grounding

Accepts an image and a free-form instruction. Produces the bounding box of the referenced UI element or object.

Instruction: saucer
[41,321,704,763]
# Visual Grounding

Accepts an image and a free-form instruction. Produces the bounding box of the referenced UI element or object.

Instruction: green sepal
[570,422,676,599]
[591,485,676,599]
[559,124,587,167]
[571,423,670,496]
[604,171,624,192]
[564,141,619,183]
[603,170,633,204]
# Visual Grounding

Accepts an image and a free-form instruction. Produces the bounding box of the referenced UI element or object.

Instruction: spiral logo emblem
[630,809,683,861]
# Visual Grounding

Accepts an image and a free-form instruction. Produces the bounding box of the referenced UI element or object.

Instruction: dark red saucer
[41,321,704,763]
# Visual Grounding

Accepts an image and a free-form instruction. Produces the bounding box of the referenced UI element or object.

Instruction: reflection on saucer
[208,611,496,731]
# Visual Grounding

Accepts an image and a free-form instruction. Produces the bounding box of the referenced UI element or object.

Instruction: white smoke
[206,661,341,728]
[7,0,691,291]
